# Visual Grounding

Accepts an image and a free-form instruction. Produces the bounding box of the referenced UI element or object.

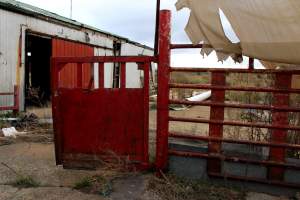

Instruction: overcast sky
[18,0,254,68]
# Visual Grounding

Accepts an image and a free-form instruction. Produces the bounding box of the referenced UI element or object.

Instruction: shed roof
[0,0,153,50]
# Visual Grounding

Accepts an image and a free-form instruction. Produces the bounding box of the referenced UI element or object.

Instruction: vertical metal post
[77,63,83,88]
[98,62,104,88]
[143,62,150,165]
[154,0,161,56]
[51,59,63,165]
[13,85,19,114]
[269,74,291,181]
[249,58,254,70]
[120,63,126,89]
[208,72,226,174]
[156,10,171,171]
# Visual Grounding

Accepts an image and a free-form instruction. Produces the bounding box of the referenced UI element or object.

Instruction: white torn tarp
[176,0,300,65]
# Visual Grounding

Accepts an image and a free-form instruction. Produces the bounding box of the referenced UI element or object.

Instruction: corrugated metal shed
[0,0,154,111]
[0,0,153,50]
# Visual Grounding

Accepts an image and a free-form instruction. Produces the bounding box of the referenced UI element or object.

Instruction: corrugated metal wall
[0,8,153,111]
[52,39,94,89]
[0,9,20,108]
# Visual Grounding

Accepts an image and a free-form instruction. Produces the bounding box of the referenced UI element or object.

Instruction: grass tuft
[73,175,113,197]
[73,177,93,190]
[12,176,40,188]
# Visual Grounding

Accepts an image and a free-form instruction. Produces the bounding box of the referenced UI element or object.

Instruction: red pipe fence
[156,10,300,188]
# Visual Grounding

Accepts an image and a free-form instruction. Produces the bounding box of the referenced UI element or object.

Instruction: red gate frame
[51,56,156,169]
[156,10,300,188]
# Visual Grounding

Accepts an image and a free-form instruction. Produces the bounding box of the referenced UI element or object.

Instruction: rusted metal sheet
[51,56,151,169]
[52,39,94,89]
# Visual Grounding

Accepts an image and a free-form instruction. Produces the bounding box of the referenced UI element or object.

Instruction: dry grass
[73,175,113,197]
[147,173,246,200]
[72,151,140,197]
[12,176,40,188]
[169,71,300,159]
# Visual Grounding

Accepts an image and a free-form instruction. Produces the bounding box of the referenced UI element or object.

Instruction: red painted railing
[0,85,19,113]
[156,10,300,188]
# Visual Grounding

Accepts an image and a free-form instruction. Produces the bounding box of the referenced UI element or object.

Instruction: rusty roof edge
[0,0,154,51]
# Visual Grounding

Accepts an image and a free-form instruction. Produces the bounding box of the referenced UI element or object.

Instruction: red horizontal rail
[52,56,157,64]
[0,85,19,112]
[170,44,211,49]
[0,106,17,111]
[209,172,300,189]
[169,99,300,112]
[169,150,300,170]
[169,132,300,150]
[169,116,300,131]
[170,67,300,74]
[0,92,14,95]
[169,83,300,94]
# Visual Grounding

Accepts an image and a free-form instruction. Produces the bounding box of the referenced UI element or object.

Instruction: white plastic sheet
[176,0,300,65]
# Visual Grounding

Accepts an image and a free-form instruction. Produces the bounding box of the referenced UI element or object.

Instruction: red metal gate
[156,10,300,188]
[51,56,155,169]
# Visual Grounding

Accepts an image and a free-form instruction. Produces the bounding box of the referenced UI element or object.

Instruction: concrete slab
[0,143,98,187]
[246,192,289,200]
[169,139,300,197]
[0,185,103,200]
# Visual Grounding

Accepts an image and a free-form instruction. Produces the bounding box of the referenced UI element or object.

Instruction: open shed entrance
[25,33,52,108]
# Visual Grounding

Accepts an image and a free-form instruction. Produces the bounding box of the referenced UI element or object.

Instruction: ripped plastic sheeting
[176,0,300,65]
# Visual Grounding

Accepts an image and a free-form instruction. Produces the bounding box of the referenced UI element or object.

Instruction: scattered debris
[25,87,44,107]
[186,90,211,102]
[15,113,40,129]
[1,127,25,138]
[0,137,14,146]
[169,105,188,111]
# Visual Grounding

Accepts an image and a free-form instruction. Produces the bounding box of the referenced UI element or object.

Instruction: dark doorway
[112,41,122,88]
[25,33,52,107]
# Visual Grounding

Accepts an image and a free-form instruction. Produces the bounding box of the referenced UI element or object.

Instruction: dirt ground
[0,109,296,200]
[0,139,292,200]
[0,141,157,200]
